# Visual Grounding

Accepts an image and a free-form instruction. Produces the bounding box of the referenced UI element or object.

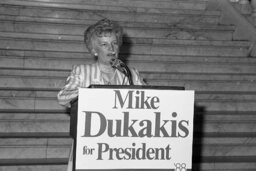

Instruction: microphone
[110,58,133,85]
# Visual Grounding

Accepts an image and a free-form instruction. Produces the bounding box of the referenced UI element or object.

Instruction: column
[252,0,256,22]
[239,0,252,14]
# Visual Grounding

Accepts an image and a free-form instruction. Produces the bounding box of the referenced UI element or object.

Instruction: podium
[70,85,185,138]
[70,85,194,171]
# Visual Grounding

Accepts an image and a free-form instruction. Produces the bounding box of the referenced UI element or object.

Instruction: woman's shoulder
[72,63,91,68]
[129,67,140,75]
[71,63,96,70]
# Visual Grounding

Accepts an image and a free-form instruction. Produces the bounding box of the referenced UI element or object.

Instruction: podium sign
[75,88,194,170]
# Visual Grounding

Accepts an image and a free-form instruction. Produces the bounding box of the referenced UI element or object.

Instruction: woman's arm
[131,68,147,85]
[57,65,83,107]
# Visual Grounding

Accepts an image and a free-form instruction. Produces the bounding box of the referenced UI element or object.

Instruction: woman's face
[92,33,119,65]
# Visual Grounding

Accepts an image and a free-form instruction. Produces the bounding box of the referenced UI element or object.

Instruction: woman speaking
[57,18,146,170]
[58,18,145,107]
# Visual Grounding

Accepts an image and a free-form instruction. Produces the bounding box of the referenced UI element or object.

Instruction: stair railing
[215,0,256,57]
[229,0,256,22]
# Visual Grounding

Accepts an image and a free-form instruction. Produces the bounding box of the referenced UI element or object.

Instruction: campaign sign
[75,88,194,171]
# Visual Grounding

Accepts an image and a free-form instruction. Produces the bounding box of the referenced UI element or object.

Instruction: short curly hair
[84,18,123,54]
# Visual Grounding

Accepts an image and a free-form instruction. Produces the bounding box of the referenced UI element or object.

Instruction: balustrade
[229,0,256,23]
[239,0,252,14]
[252,0,256,21]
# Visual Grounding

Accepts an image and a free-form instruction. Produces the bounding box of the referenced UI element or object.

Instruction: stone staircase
[0,0,256,170]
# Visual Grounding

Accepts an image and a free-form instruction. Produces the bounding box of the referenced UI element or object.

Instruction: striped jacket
[57,62,145,107]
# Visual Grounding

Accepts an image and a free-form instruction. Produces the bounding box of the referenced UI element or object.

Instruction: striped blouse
[57,62,145,107]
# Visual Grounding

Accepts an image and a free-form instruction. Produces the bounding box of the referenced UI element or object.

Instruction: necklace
[98,62,115,73]
[98,62,116,84]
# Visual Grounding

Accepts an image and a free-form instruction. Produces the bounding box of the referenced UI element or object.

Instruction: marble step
[1,90,256,102]
[149,79,256,92]
[0,19,231,41]
[0,38,249,58]
[0,164,256,171]
[0,37,249,58]
[0,0,208,11]
[1,89,256,102]
[196,92,256,101]
[143,72,256,82]
[0,31,243,46]
[0,2,219,16]
[1,94,256,111]
[0,21,235,41]
[0,165,67,171]
[1,54,256,73]
[131,60,256,73]
[0,138,71,163]
[1,48,256,67]
[0,15,233,32]
[0,138,256,162]
[2,55,256,72]
[0,3,219,24]
[0,74,255,91]
[0,14,219,27]
[0,113,69,137]
[0,146,255,163]
[2,136,256,149]
[1,111,256,122]
[1,68,256,82]
[0,18,233,41]
[0,112,256,137]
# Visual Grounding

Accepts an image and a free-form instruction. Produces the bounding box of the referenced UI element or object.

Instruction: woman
[57,18,146,170]
[58,18,145,107]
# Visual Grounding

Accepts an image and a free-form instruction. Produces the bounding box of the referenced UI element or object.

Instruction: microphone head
[110,58,126,73]
[110,58,122,68]
[110,58,133,85]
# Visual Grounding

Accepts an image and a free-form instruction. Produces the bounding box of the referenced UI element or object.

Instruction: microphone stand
[110,58,134,85]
